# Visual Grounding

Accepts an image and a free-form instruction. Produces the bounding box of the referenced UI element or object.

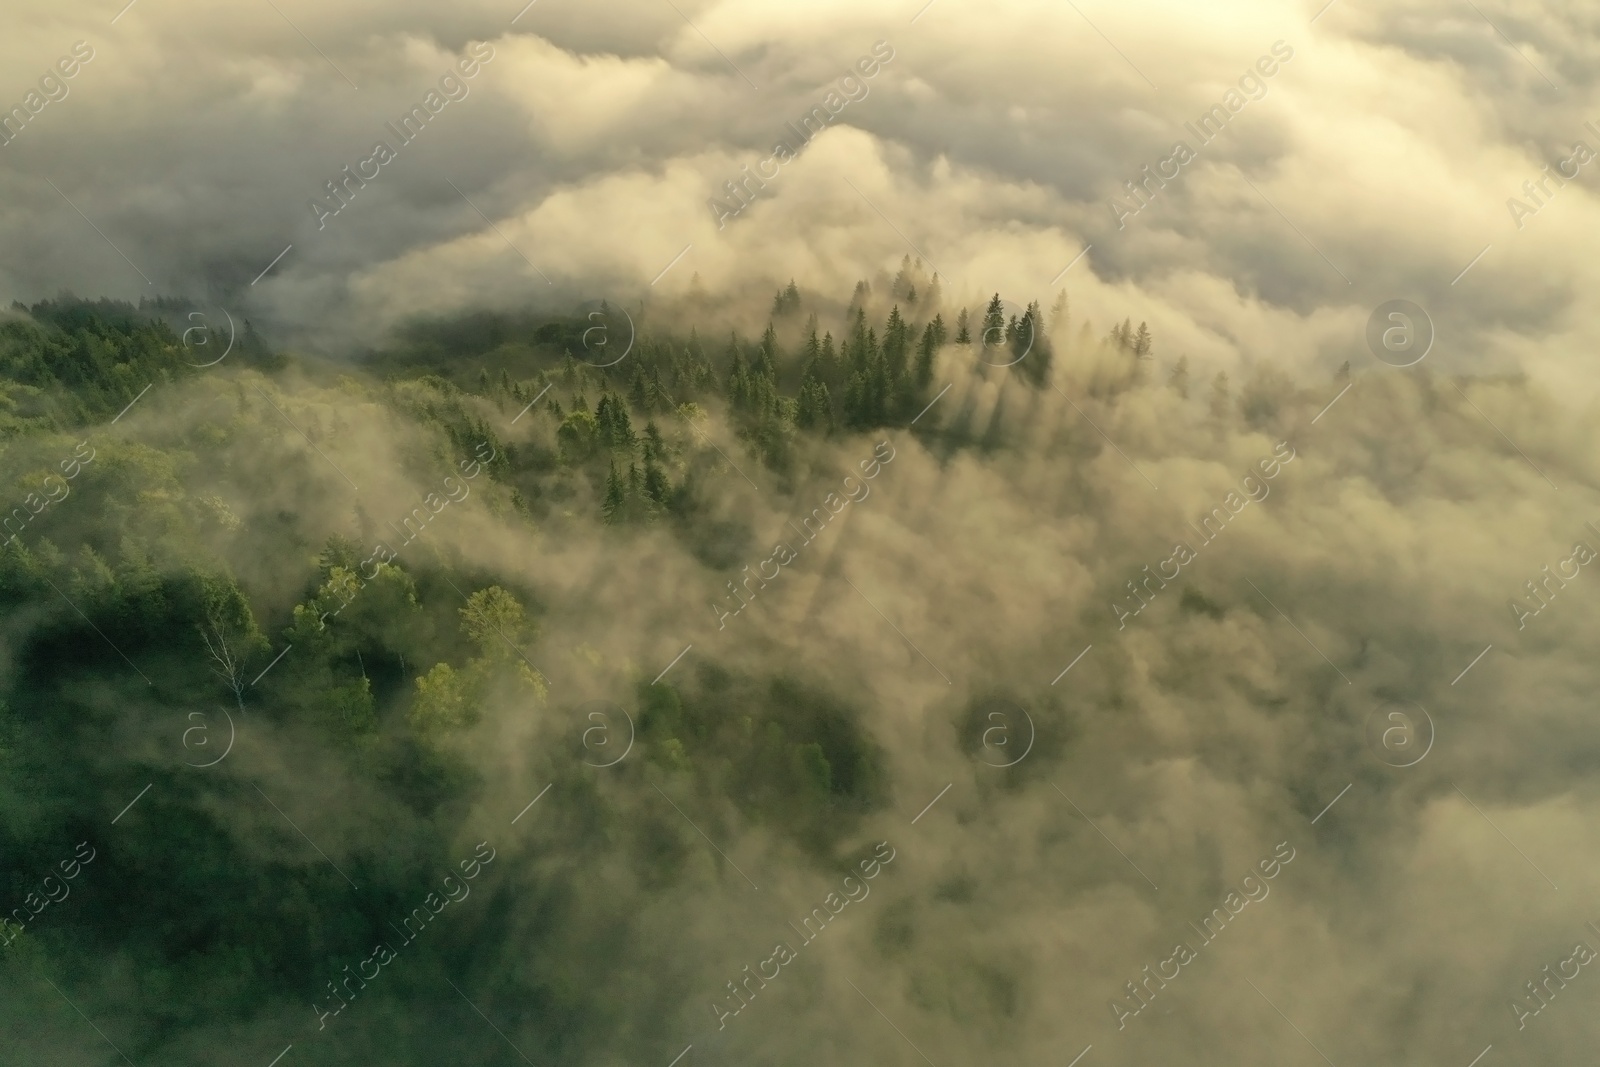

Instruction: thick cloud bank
[3,2,1600,1066]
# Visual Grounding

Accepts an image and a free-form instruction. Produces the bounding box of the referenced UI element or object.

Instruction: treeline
[432,259,1158,528]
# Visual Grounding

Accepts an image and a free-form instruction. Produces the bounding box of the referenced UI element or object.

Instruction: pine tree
[644,420,665,459]
[797,375,833,431]
[1169,355,1190,398]
[892,254,913,300]
[843,370,867,429]
[725,337,750,411]
[849,279,870,314]
[1132,321,1152,359]
[643,456,669,504]
[926,273,943,309]
[1049,290,1069,337]
[614,397,635,449]
[915,322,938,389]
[803,315,820,364]
[848,308,873,373]
[757,322,779,380]
[981,294,1006,350]
[1014,303,1047,384]
[931,312,947,348]
[602,461,625,522]
[883,305,909,380]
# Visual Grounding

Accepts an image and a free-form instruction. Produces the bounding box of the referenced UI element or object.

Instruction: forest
[0,262,1367,1065]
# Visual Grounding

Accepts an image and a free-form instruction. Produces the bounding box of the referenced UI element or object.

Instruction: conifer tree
[884,305,909,380]
[796,375,833,432]
[849,279,870,314]
[725,337,750,411]
[757,322,779,380]
[1049,289,1069,336]
[1133,321,1152,359]
[602,461,625,522]
[643,455,669,505]
[1169,355,1190,398]
[981,295,1007,350]
[955,308,971,344]
[803,315,820,364]
[914,322,938,389]
[613,396,635,448]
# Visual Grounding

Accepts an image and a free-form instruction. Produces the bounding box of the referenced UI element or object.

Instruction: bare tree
[199,615,248,711]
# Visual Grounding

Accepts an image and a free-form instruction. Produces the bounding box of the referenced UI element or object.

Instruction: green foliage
[636,671,887,853]
[0,281,1177,1064]
[409,585,545,736]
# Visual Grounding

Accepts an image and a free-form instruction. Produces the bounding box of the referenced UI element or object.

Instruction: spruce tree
[955,308,970,345]
[884,305,909,380]
[797,375,833,432]
[602,461,625,522]
[614,397,635,449]
[981,294,1007,350]
[725,338,750,411]
[914,322,937,389]
[849,279,870,315]
[643,456,669,504]
[1049,289,1069,336]
[757,322,779,380]
[1133,322,1152,359]
[1169,355,1190,398]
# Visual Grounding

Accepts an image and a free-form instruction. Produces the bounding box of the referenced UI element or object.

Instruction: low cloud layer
[1,0,1597,392]
[5,2,1600,1065]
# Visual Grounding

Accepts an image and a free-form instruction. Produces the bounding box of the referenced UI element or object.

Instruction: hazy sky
[2,0,1596,392]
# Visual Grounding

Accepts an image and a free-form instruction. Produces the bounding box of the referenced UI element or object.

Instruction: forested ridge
[0,266,1309,1065]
